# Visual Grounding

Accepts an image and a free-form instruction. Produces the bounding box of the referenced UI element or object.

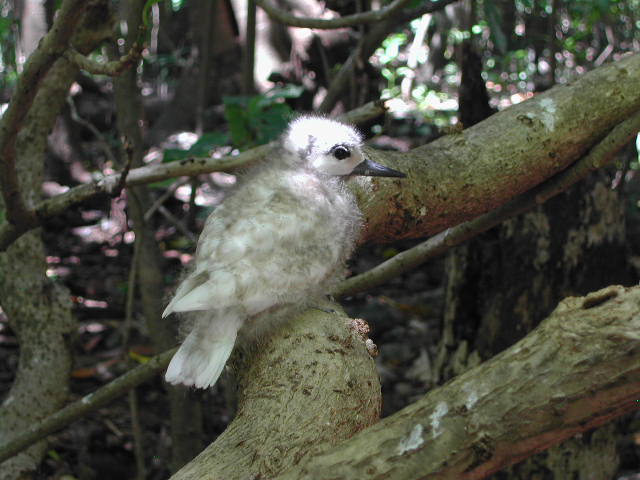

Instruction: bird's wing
[164,182,342,317]
[162,267,237,317]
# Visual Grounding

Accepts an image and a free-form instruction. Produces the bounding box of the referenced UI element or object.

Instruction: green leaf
[222,95,252,107]
[188,131,229,157]
[224,104,252,148]
[47,449,62,461]
[162,148,191,163]
[222,93,293,149]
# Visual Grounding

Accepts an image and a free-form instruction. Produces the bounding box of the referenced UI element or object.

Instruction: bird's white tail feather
[165,312,241,388]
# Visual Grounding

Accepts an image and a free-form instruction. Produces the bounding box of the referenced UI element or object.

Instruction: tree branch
[275,285,640,479]
[2,52,637,252]
[0,349,176,464]
[255,0,413,29]
[63,43,143,76]
[354,52,640,243]
[0,3,115,476]
[2,54,638,252]
[335,109,640,297]
[171,302,381,480]
[0,0,88,225]
[0,101,387,251]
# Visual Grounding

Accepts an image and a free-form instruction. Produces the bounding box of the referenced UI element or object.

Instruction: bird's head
[281,116,406,178]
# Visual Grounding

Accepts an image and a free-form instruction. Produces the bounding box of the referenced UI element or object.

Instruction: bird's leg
[309,294,339,314]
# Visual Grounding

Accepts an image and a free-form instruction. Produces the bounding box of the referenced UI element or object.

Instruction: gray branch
[280,285,640,479]
[0,349,176,464]
[335,109,640,297]
[255,0,413,29]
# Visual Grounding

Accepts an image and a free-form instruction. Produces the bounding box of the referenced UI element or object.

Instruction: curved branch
[171,302,381,480]
[64,43,143,76]
[354,52,640,243]
[0,0,88,224]
[255,0,412,29]
[2,54,638,252]
[277,285,640,479]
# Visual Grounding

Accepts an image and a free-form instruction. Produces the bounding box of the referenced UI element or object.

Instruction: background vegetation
[0,0,639,479]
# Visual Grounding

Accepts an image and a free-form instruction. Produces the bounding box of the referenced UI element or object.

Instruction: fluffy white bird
[163,116,405,388]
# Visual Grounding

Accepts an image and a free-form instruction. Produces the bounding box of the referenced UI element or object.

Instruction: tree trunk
[111,0,205,471]
[438,170,633,479]
[0,3,112,478]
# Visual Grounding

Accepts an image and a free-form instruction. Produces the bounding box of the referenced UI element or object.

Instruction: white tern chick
[162,116,405,388]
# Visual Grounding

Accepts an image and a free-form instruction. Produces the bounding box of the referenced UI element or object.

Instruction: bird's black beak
[351,158,406,178]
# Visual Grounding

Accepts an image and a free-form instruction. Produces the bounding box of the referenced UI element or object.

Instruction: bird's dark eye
[332,145,351,160]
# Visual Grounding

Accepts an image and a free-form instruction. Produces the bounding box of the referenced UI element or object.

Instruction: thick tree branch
[255,0,413,29]
[274,285,640,479]
[335,109,640,296]
[0,0,88,225]
[2,53,637,251]
[0,4,120,476]
[1,53,637,252]
[354,52,640,243]
[171,302,381,480]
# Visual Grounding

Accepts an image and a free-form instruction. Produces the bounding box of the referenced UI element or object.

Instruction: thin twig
[66,95,119,167]
[64,43,144,76]
[0,348,176,463]
[255,0,412,29]
[0,102,386,251]
[123,238,146,480]
[158,205,197,244]
[143,178,189,222]
[129,389,146,480]
[114,137,136,197]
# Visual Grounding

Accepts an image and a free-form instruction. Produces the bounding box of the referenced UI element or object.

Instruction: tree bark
[442,172,632,480]
[270,285,640,480]
[2,55,639,252]
[358,53,640,243]
[0,4,112,479]
[171,302,382,480]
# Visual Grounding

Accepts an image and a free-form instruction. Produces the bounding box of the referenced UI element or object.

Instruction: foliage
[371,0,640,124]
[161,85,303,166]
[223,85,303,149]
[0,5,18,94]
[162,131,229,163]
